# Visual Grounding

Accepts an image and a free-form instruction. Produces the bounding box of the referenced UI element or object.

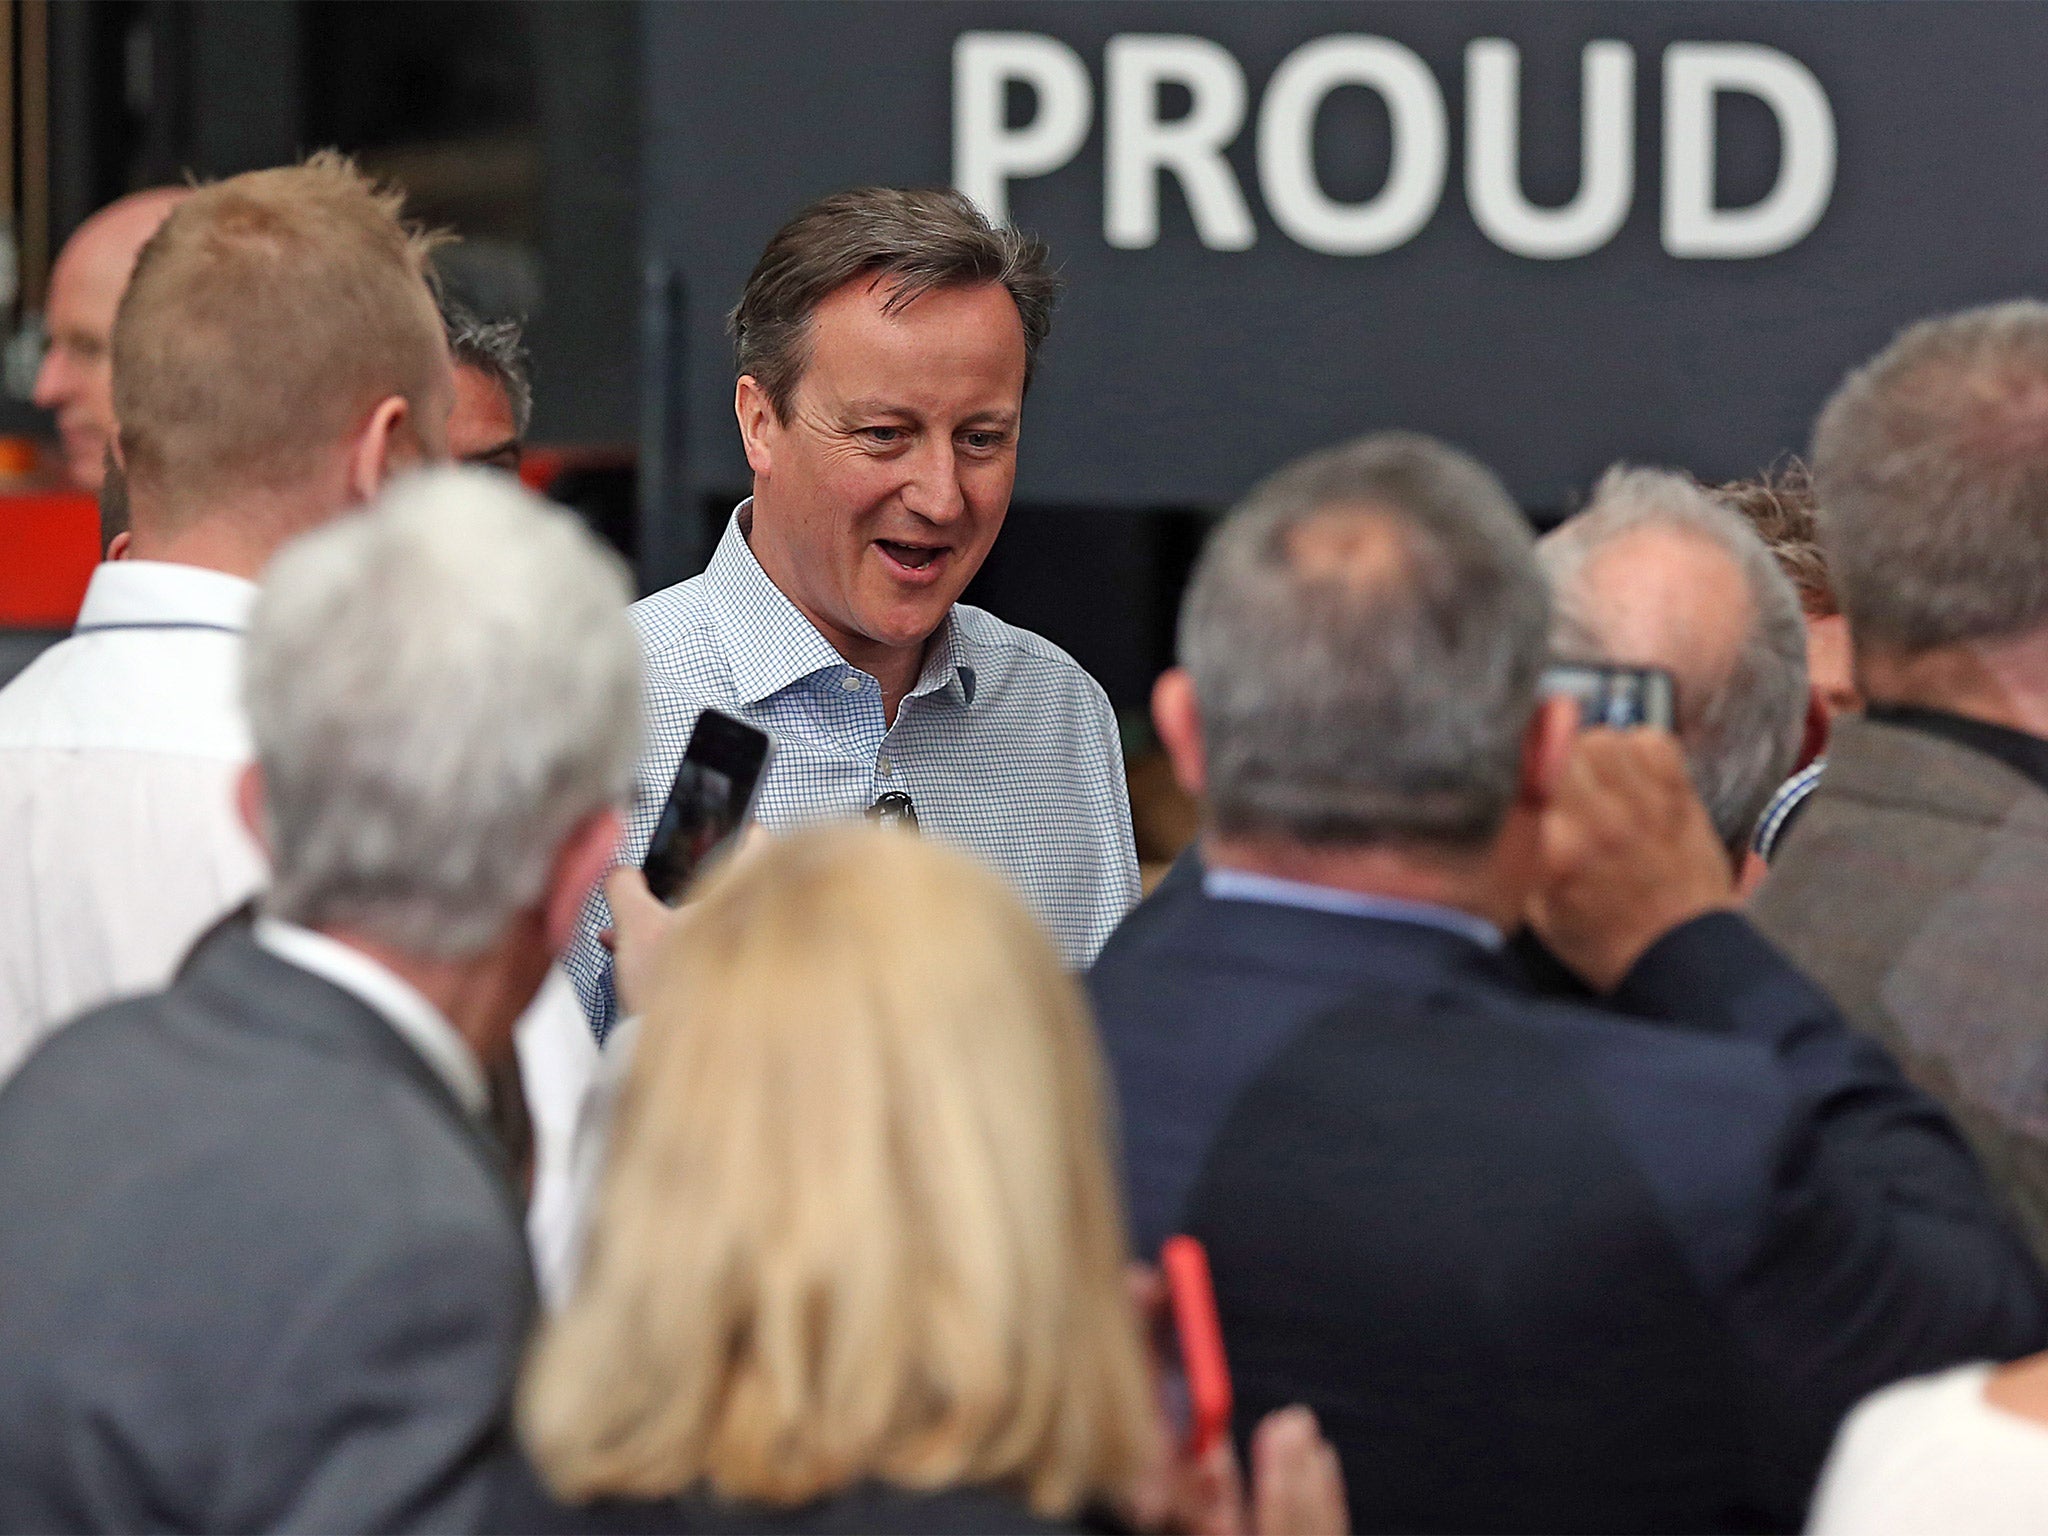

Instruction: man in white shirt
[0,560,263,1052]
[0,468,640,1532]
[0,153,451,1071]
[0,155,604,1270]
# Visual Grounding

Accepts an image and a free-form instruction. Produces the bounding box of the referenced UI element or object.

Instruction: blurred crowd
[0,154,2046,1535]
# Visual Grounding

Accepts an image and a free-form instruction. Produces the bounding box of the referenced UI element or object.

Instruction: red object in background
[1162,1234,1235,1459]
[0,487,98,628]
[0,443,631,632]
[518,447,568,495]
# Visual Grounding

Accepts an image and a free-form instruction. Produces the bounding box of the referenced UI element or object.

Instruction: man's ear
[346,395,412,505]
[1151,668,1206,800]
[1796,684,1830,772]
[1519,693,1580,811]
[543,806,624,956]
[735,376,778,479]
[105,531,131,560]
[235,761,272,856]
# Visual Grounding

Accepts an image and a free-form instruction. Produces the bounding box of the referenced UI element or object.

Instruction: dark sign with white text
[645,2,2048,512]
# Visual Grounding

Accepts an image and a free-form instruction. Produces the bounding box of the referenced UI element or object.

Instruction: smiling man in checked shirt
[566,188,1139,1037]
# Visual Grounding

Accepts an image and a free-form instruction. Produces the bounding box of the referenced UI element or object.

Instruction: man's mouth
[875,539,949,575]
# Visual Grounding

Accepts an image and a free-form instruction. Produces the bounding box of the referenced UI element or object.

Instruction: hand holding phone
[642,710,773,905]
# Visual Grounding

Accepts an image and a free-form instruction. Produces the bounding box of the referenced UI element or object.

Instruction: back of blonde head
[521,825,1154,1517]
[112,151,447,524]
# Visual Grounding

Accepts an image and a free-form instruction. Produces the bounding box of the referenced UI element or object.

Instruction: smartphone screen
[642,710,773,904]
[1540,662,1677,731]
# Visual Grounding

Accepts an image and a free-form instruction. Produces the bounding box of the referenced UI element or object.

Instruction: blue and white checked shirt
[565,504,1141,1038]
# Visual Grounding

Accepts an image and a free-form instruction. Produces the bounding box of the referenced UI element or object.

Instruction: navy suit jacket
[1088,854,2048,1533]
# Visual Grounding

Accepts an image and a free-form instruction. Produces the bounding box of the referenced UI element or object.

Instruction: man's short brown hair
[113,151,448,521]
[1712,460,1838,618]
[728,187,1061,422]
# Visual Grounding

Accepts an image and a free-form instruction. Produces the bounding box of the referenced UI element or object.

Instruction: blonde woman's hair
[520,825,1156,1518]
[112,150,449,529]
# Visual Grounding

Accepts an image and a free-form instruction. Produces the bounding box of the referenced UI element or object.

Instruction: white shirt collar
[73,561,258,634]
[252,918,489,1119]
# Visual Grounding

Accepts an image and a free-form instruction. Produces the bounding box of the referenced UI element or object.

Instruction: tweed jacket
[1754,712,2048,1265]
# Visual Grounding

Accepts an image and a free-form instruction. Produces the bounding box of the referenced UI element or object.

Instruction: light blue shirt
[1202,866,1505,951]
[565,504,1140,1038]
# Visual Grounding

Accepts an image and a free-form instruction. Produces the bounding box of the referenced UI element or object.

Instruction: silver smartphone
[1540,663,1678,731]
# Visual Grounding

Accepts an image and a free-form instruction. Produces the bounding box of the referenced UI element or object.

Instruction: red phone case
[1161,1234,1234,1458]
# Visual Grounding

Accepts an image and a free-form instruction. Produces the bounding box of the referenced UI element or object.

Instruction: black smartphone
[1540,662,1678,731]
[641,709,774,904]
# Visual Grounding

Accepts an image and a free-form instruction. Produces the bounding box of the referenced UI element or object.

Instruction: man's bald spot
[1574,524,1754,731]
[52,189,193,314]
[1284,501,1417,590]
[65,187,192,269]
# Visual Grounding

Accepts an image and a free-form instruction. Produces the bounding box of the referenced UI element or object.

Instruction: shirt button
[839,673,862,692]
[878,757,893,778]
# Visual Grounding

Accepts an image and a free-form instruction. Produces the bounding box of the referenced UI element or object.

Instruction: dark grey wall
[39,0,640,449]
[528,2,640,444]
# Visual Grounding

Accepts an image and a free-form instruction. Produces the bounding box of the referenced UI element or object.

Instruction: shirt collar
[909,609,978,707]
[1201,866,1506,952]
[251,918,489,1120]
[705,501,976,708]
[1864,703,2048,800]
[73,560,258,634]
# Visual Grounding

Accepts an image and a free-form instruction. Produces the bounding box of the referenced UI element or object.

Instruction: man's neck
[740,499,929,721]
[125,484,345,582]
[1859,630,2048,740]
[315,925,541,1075]
[1201,832,1524,934]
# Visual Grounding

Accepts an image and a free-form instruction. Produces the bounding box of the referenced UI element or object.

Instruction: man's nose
[30,350,67,411]
[900,440,966,525]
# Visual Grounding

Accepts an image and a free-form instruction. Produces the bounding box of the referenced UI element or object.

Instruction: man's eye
[961,431,1006,452]
[860,426,905,445]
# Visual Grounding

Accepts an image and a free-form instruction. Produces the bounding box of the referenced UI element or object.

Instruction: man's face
[34,228,143,491]
[1805,610,1861,719]
[741,276,1026,663]
[448,362,521,472]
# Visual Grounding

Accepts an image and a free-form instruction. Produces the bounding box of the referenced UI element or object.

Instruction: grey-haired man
[0,470,637,1532]
[1089,431,2044,1533]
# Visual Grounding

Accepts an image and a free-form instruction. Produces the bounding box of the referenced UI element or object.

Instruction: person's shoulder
[630,573,723,647]
[0,632,101,738]
[5,958,504,1208]
[1088,852,1206,979]
[950,604,1103,696]
[0,986,181,1113]
[1843,1360,2001,1442]
[1809,1362,2038,1535]
[627,577,740,702]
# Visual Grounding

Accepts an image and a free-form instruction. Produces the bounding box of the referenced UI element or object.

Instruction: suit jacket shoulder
[1754,714,2048,1262]
[0,928,533,1533]
[1171,908,2046,1531]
